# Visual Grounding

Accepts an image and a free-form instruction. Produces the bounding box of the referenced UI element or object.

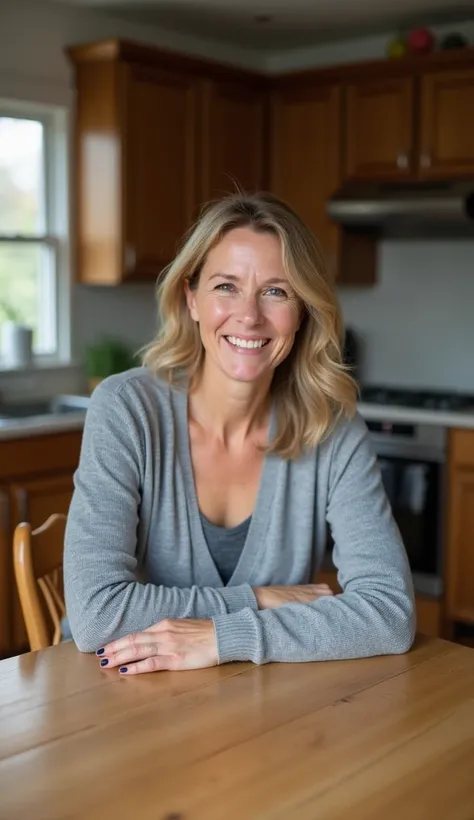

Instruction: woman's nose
[238,294,262,325]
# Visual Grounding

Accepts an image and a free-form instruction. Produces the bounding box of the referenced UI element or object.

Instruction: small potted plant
[84,338,137,393]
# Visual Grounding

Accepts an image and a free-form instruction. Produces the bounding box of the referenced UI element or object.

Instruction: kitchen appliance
[327,179,474,238]
[326,386,474,596]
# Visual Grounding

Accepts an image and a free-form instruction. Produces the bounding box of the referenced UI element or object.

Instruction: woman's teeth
[225,336,269,349]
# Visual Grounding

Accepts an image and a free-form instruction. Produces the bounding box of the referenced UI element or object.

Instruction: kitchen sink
[0,394,90,422]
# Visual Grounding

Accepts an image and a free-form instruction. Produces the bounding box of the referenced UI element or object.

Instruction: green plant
[84,338,137,379]
[0,299,23,324]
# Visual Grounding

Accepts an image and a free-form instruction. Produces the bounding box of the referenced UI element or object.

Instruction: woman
[64,192,415,675]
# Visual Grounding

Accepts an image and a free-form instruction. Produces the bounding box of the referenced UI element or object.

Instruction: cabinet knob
[124,245,137,273]
[396,152,409,170]
[420,151,432,169]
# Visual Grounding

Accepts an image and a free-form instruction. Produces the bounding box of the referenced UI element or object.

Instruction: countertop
[1,635,473,818]
[1,397,474,441]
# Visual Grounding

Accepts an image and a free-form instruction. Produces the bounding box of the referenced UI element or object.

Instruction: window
[0,101,69,363]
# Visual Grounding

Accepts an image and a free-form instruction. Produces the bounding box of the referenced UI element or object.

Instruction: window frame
[0,98,71,368]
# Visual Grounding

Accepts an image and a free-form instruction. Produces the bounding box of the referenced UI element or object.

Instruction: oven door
[378,455,444,596]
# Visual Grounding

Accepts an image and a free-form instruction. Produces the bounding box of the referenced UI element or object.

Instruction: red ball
[407,28,435,54]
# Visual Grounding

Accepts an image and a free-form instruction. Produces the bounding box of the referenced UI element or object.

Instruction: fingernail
[96,648,105,656]
[100,658,109,667]
[119,667,128,674]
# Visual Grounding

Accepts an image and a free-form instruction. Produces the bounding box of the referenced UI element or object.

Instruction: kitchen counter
[1,400,474,440]
[0,411,87,440]
[357,402,474,429]
[1,636,474,818]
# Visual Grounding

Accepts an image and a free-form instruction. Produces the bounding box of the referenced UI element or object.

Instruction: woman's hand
[96,619,218,675]
[253,583,334,610]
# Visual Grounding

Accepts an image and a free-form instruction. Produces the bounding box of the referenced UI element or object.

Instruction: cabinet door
[345,78,414,179]
[123,64,198,279]
[10,473,75,653]
[270,84,342,276]
[419,68,474,178]
[446,464,474,624]
[199,80,265,202]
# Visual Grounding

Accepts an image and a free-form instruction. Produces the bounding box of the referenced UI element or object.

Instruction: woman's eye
[215,283,236,292]
[266,287,287,298]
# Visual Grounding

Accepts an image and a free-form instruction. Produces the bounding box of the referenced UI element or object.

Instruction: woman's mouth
[223,335,271,351]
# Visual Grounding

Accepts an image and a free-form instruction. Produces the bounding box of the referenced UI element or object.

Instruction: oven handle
[373,443,446,463]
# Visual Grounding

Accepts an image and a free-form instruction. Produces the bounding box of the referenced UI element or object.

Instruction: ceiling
[53,0,474,49]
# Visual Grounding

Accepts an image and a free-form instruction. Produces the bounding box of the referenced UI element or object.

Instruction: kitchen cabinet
[199,79,265,201]
[419,68,474,178]
[0,431,81,658]
[270,83,376,285]
[344,65,474,182]
[345,78,415,180]
[67,40,266,285]
[446,429,474,626]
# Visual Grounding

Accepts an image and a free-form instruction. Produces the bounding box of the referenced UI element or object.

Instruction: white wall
[338,241,474,392]
[266,19,474,73]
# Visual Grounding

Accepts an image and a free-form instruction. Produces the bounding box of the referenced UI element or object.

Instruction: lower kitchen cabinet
[446,428,474,626]
[0,431,82,658]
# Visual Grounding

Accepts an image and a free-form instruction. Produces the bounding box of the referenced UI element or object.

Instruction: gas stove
[359,385,474,413]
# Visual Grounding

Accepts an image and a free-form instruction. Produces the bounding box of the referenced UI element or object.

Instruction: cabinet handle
[16,489,28,523]
[124,245,137,273]
[420,151,432,169]
[396,152,409,170]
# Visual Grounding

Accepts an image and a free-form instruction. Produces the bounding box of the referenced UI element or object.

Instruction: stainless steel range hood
[327,179,474,238]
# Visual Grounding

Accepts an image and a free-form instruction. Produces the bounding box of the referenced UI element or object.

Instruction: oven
[324,419,446,597]
[365,419,446,596]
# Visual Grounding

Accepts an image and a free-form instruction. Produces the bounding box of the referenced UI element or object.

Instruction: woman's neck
[188,363,271,446]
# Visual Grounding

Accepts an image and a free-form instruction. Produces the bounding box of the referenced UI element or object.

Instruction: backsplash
[338,239,474,393]
[72,283,159,362]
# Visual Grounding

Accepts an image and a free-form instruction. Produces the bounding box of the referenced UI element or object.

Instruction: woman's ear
[184,279,199,322]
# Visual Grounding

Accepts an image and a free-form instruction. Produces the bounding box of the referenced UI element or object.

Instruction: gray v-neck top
[64,368,415,664]
[200,513,251,585]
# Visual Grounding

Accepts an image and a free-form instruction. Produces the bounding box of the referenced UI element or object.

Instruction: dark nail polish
[96,648,105,656]
[119,667,128,674]
[100,658,109,667]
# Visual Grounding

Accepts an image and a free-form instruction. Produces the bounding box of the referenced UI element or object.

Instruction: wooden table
[1,636,474,820]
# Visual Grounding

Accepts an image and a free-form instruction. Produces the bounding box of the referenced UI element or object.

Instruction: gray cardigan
[64,368,415,662]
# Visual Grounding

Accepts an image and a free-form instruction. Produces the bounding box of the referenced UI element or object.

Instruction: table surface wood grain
[1,635,474,820]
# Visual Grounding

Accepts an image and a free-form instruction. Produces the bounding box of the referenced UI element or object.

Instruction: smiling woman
[64,192,415,675]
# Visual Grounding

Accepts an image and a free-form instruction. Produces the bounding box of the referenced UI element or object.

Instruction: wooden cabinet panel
[270,84,342,272]
[123,64,198,279]
[446,461,474,624]
[419,68,474,178]
[0,432,81,658]
[345,78,415,180]
[10,474,76,653]
[199,80,265,201]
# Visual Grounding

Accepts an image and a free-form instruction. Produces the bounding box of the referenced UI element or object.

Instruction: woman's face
[185,227,303,385]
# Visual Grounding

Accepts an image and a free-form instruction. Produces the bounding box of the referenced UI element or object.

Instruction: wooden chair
[13,514,67,651]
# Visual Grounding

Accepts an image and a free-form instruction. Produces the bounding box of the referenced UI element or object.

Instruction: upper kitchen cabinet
[344,77,415,180]
[122,63,198,279]
[419,68,474,178]
[270,84,342,269]
[270,82,376,285]
[67,40,266,285]
[199,80,265,201]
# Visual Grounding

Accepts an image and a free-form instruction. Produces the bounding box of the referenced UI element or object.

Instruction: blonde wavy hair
[142,192,357,459]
